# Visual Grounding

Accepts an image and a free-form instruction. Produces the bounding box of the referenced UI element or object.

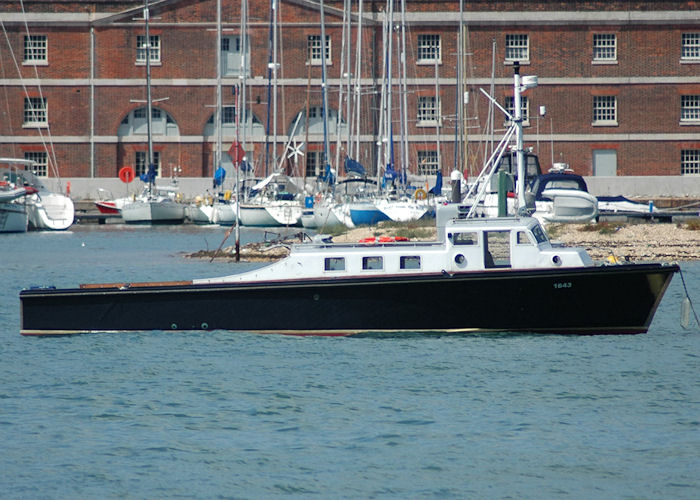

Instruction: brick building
[1,0,700,195]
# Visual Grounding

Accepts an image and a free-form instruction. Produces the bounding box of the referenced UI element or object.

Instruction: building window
[593,96,617,125]
[505,96,529,126]
[136,35,161,64]
[682,33,700,61]
[593,34,616,62]
[306,150,323,178]
[23,97,47,126]
[362,256,383,270]
[324,257,345,271]
[23,35,47,64]
[505,34,529,63]
[417,96,439,125]
[135,150,161,177]
[307,35,331,65]
[24,151,48,177]
[681,150,700,175]
[417,34,441,63]
[400,256,421,270]
[417,150,439,176]
[681,96,700,122]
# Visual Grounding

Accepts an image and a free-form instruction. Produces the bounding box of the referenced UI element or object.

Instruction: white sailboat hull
[121,200,186,224]
[239,202,301,227]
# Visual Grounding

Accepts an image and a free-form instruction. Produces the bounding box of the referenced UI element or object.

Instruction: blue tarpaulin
[344,157,366,177]
[140,164,157,183]
[213,166,226,187]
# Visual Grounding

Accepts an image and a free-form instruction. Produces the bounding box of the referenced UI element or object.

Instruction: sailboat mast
[320,0,331,172]
[215,0,222,176]
[144,0,154,194]
[399,0,408,185]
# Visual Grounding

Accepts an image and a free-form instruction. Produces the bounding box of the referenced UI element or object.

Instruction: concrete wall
[43,175,700,201]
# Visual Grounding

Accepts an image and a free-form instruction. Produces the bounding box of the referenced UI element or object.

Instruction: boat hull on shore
[20,263,676,336]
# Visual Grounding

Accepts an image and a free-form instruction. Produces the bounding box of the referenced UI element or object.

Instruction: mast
[320,0,331,174]
[144,0,154,196]
[513,61,537,215]
[215,0,222,182]
[399,0,408,186]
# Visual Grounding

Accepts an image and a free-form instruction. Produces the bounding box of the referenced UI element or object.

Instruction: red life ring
[119,166,135,184]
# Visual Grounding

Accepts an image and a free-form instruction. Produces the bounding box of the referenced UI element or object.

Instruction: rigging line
[18,0,61,183]
[0,28,17,157]
[678,268,700,329]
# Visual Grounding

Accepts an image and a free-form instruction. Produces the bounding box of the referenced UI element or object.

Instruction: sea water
[1,226,699,499]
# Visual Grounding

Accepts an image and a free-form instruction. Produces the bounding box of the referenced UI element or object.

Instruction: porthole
[454,254,467,267]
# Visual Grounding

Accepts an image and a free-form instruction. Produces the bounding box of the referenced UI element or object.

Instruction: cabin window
[484,231,511,268]
[324,257,345,271]
[362,256,383,270]
[517,231,532,245]
[400,256,421,270]
[453,232,478,245]
[531,224,548,244]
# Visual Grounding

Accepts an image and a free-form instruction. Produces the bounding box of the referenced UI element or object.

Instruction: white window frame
[23,35,47,65]
[417,150,439,176]
[24,151,48,177]
[417,34,441,64]
[592,96,617,126]
[307,35,331,66]
[593,33,617,63]
[505,96,530,127]
[681,149,700,175]
[23,97,47,127]
[135,150,161,177]
[505,34,529,63]
[136,35,161,64]
[417,96,439,126]
[681,95,700,123]
[681,33,700,62]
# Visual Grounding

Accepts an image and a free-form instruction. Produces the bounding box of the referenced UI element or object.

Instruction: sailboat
[121,0,185,225]
[0,158,74,231]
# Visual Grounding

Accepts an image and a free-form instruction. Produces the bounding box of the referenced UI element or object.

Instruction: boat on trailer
[19,203,677,336]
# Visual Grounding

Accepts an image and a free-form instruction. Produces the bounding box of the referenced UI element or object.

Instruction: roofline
[3,6,700,28]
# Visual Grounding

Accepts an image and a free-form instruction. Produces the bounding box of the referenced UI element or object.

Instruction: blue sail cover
[344,157,366,177]
[213,166,226,187]
[319,164,335,185]
[429,171,443,195]
[140,164,157,183]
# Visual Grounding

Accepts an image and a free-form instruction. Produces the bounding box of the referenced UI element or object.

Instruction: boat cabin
[194,205,593,285]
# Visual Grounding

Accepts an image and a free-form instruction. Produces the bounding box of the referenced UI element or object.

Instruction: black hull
[20,264,678,336]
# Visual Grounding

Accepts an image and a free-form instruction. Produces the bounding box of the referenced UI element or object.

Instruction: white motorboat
[0,161,74,231]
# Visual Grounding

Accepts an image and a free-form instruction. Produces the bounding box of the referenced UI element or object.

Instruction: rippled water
[2,226,699,499]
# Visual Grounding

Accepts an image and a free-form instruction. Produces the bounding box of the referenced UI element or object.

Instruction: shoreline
[188,220,700,262]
